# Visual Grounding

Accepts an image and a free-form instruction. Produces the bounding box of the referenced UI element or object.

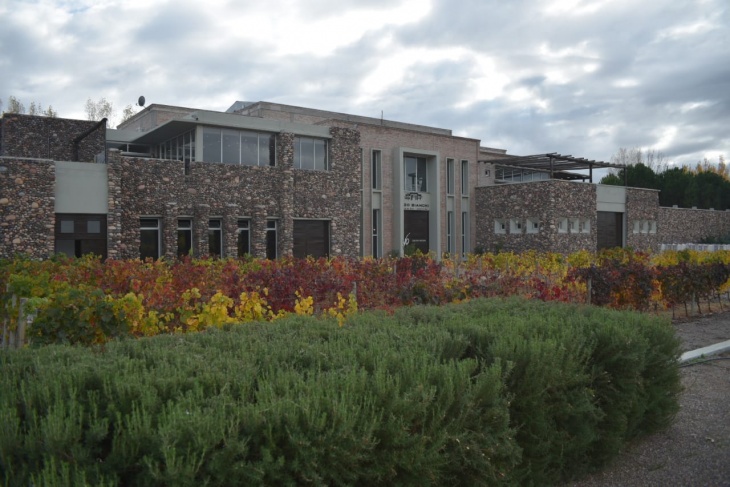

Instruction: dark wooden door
[293,220,330,259]
[404,211,429,254]
[597,211,623,250]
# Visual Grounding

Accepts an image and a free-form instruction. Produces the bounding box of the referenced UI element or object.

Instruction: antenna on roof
[137,96,146,107]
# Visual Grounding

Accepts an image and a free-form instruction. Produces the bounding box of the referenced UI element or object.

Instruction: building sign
[403,192,430,211]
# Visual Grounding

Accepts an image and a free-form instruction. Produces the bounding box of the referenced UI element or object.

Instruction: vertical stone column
[224,203,239,258]
[106,150,123,260]
[251,204,268,259]
[277,133,295,257]
[194,204,210,257]
[162,202,178,260]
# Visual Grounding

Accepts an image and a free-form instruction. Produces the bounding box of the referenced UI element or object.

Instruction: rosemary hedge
[0,298,680,486]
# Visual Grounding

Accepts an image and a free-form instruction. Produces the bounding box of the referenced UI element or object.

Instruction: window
[649,221,657,234]
[558,218,568,234]
[447,158,455,195]
[202,128,222,163]
[494,219,507,234]
[570,218,580,234]
[203,127,275,166]
[266,220,278,259]
[237,219,250,257]
[404,156,427,192]
[294,137,328,170]
[527,218,540,234]
[510,219,522,234]
[461,212,469,254]
[372,209,381,258]
[140,218,161,260]
[158,130,196,164]
[208,219,222,257]
[461,160,469,194]
[177,218,192,258]
[581,218,591,234]
[372,150,382,190]
[447,211,455,253]
[60,220,74,233]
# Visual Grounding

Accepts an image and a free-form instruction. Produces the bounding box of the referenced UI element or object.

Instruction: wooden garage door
[293,220,330,259]
[597,211,623,250]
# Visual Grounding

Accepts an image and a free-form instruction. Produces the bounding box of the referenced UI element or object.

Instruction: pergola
[482,153,626,184]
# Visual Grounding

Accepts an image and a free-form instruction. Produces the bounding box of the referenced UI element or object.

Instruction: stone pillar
[251,204,268,259]
[106,150,123,260]
[224,203,239,258]
[194,204,210,257]
[277,132,295,257]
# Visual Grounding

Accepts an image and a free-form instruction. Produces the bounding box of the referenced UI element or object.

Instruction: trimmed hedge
[0,298,680,486]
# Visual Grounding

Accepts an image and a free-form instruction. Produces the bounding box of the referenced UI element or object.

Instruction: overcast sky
[1,0,728,166]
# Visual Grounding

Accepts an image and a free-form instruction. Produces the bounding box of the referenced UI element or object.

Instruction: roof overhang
[107,110,332,146]
[482,153,625,183]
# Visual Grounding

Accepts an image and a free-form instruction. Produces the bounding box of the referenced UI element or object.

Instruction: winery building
[1,102,729,261]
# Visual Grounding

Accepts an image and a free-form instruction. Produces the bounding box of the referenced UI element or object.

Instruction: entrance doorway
[404,211,429,254]
[597,211,623,249]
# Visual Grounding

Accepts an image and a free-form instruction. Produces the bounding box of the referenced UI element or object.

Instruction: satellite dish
[138,96,146,107]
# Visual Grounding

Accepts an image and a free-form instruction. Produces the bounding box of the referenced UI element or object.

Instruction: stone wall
[658,207,730,244]
[475,180,597,254]
[0,157,55,259]
[108,126,361,260]
[626,188,660,251]
[0,114,105,163]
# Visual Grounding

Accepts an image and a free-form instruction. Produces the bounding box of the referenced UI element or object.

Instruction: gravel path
[567,310,730,487]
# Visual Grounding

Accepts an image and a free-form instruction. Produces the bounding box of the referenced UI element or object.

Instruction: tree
[85,97,114,126]
[119,104,136,125]
[44,105,57,118]
[6,96,25,114]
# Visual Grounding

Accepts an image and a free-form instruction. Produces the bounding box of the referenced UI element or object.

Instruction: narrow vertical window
[266,220,278,259]
[372,209,381,258]
[461,160,469,194]
[447,158,455,195]
[372,150,382,190]
[237,219,250,257]
[447,211,454,253]
[461,212,469,255]
[208,219,222,258]
[140,218,161,260]
[177,218,193,258]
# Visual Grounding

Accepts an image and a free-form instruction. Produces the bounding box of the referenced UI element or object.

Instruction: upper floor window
[372,150,382,190]
[294,137,328,170]
[404,156,427,192]
[461,160,469,194]
[203,127,275,166]
[447,158,455,195]
[158,130,196,163]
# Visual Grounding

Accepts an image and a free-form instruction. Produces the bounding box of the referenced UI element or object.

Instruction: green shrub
[0,298,680,486]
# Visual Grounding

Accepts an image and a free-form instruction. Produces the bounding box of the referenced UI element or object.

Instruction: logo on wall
[403,192,430,211]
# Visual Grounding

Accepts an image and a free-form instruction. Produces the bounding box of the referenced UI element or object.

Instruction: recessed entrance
[597,211,623,250]
[404,210,429,254]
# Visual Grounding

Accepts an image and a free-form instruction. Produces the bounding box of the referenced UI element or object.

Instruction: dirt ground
[568,310,730,487]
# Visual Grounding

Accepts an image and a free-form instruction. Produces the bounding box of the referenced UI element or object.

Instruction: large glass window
[294,137,328,170]
[222,129,240,164]
[140,218,161,260]
[266,220,278,259]
[237,219,250,257]
[447,158,455,195]
[202,128,222,163]
[208,219,222,258]
[177,219,192,258]
[372,150,382,190]
[202,128,275,166]
[404,156,427,192]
